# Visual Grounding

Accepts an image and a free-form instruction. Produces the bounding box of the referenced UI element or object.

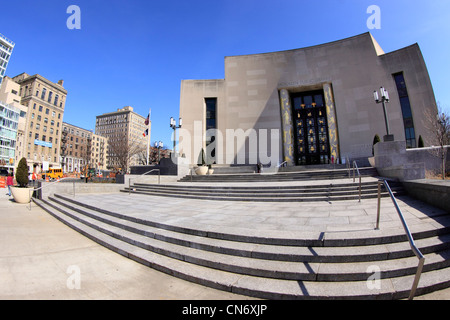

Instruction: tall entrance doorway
[291,90,330,165]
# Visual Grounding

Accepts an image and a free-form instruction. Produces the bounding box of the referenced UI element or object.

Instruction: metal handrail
[277,161,287,168]
[28,177,74,210]
[376,179,425,300]
[352,161,362,202]
[345,156,351,178]
[128,169,160,194]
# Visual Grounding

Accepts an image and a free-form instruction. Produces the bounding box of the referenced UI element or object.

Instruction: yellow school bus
[46,168,64,180]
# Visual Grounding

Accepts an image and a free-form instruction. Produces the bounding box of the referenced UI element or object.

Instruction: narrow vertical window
[394,73,416,148]
[205,98,217,159]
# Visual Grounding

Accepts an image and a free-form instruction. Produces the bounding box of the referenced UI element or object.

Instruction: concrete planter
[10,186,34,204]
[195,166,208,175]
[368,157,375,167]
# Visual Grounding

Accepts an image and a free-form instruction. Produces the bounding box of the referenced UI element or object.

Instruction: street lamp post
[170,117,182,157]
[374,87,394,142]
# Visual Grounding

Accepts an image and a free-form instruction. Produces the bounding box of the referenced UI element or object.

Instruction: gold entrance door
[291,91,330,165]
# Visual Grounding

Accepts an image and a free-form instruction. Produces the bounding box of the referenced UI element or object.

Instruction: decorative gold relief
[279,89,295,166]
[323,83,340,161]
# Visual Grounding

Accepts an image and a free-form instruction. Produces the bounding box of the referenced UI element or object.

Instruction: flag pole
[146,109,151,166]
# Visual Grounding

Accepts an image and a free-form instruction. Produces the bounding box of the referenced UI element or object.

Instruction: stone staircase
[33,193,450,299]
[178,167,378,183]
[122,180,405,202]
[124,167,402,202]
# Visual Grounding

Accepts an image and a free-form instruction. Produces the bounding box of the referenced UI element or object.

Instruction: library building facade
[179,33,437,167]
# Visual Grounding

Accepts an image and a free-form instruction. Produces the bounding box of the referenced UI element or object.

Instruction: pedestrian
[32,172,37,186]
[6,173,14,197]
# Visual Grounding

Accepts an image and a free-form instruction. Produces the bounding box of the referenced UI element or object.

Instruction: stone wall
[374,141,449,181]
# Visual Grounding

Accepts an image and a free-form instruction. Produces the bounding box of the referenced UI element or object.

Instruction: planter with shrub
[10,157,34,204]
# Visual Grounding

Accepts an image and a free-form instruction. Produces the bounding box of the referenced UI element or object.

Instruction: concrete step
[46,194,450,264]
[33,194,450,299]
[132,181,384,192]
[179,168,379,183]
[122,182,405,202]
[51,194,450,247]
[127,182,401,194]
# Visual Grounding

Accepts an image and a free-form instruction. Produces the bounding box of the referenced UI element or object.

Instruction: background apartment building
[61,122,108,173]
[12,73,67,173]
[95,106,150,171]
[0,33,14,86]
[61,123,92,173]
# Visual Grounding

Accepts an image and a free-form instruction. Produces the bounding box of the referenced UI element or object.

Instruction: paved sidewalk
[0,191,252,300]
[0,188,449,300]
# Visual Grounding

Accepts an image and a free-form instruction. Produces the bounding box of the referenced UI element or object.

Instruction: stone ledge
[402,179,450,213]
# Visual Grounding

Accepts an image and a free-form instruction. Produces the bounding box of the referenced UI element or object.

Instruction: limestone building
[12,73,67,172]
[90,133,108,172]
[179,33,437,167]
[95,106,150,170]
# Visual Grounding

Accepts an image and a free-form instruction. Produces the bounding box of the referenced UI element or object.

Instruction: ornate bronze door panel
[291,91,330,165]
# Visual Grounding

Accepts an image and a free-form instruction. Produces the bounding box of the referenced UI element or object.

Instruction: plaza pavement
[0,190,251,300]
[1,183,449,300]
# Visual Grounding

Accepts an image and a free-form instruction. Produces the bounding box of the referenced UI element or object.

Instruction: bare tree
[107,130,145,173]
[424,103,450,180]
[80,135,92,177]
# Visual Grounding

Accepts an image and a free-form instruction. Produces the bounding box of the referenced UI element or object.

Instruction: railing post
[376,180,382,230]
[353,164,355,183]
[358,175,362,203]
[29,188,33,211]
[409,257,425,300]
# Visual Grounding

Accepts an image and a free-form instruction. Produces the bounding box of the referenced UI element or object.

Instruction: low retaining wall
[124,175,179,188]
[374,141,449,181]
[38,181,123,199]
[402,179,450,213]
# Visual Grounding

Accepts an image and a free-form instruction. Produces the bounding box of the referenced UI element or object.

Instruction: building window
[48,91,53,103]
[205,98,217,159]
[41,88,46,100]
[393,72,416,148]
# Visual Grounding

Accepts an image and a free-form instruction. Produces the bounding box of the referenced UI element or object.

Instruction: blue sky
[1,0,449,147]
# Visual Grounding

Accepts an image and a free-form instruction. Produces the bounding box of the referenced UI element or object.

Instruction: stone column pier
[323,83,340,163]
[279,89,295,166]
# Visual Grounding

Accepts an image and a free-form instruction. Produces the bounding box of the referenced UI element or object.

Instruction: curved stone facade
[179,33,437,167]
